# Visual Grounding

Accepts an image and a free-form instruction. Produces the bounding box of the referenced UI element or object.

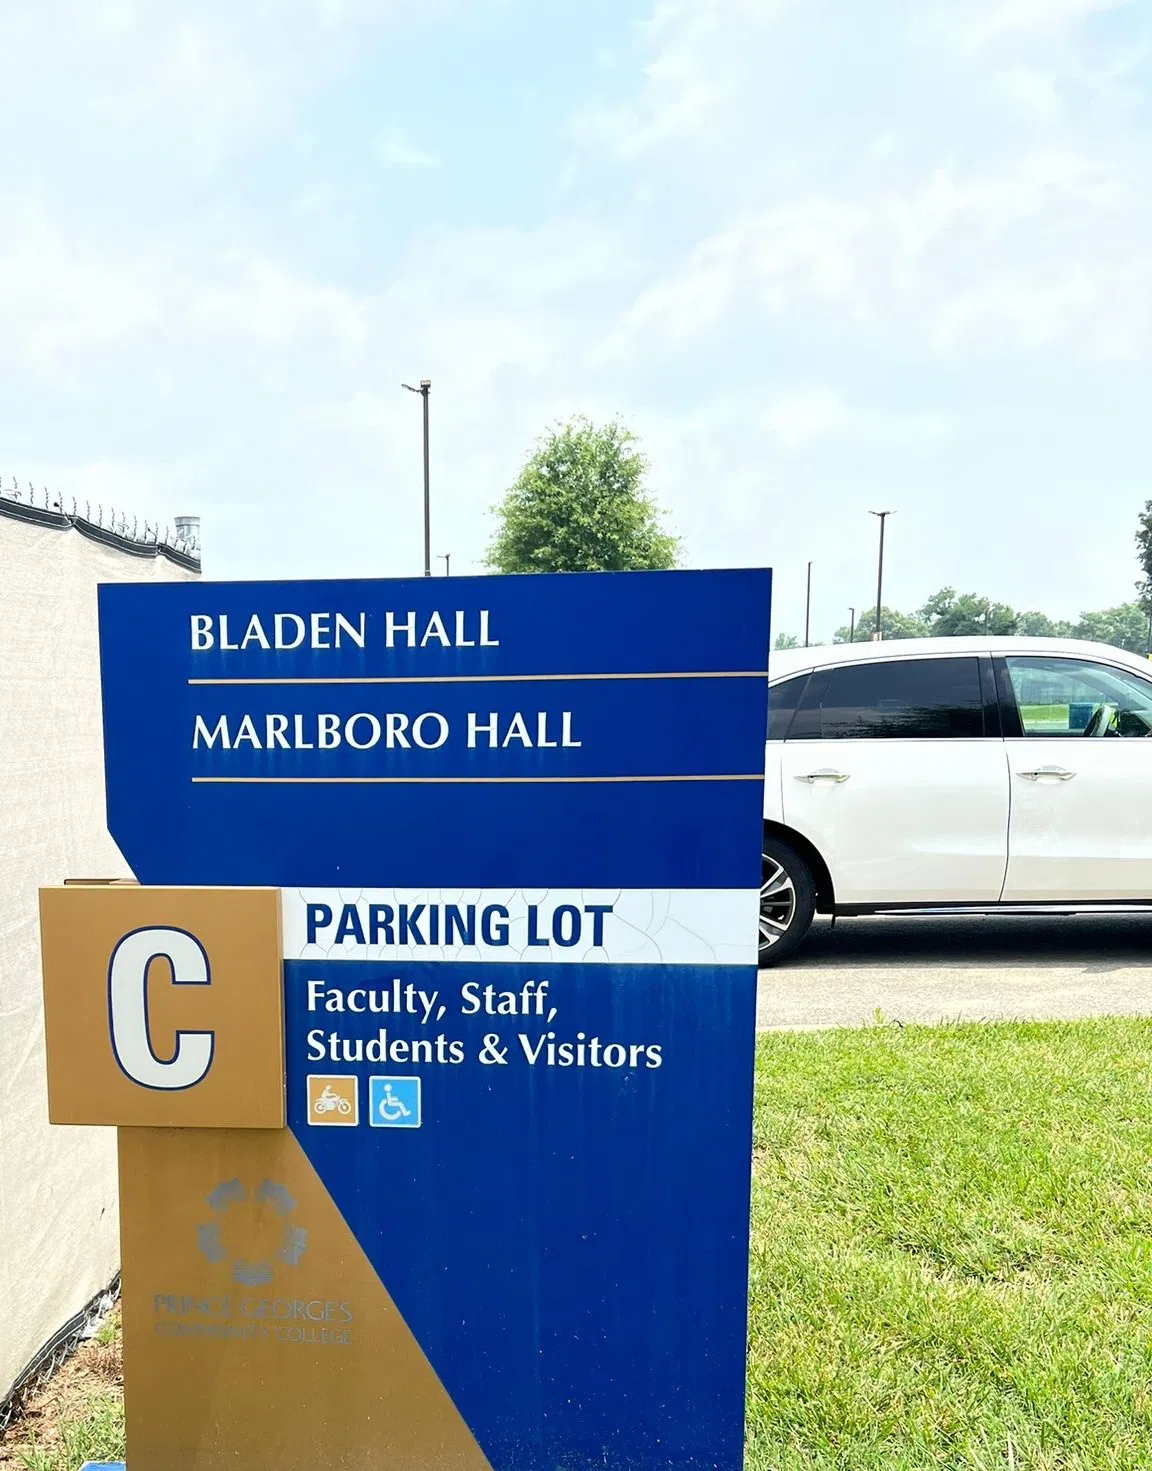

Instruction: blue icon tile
[368,1075,422,1129]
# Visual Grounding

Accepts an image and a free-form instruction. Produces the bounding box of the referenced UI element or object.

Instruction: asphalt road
[756,914,1152,1031]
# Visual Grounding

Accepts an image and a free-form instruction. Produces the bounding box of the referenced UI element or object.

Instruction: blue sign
[98,568,771,1471]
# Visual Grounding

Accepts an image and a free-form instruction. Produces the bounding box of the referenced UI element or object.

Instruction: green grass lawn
[748,1018,1152,1470]
[14,1395,123,1471]
[3,1312,123,1471]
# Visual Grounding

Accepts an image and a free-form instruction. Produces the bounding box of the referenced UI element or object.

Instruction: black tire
[758,836,816,967]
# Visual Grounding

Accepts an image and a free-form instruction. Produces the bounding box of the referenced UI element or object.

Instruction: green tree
[832,606,927,643]
[774,631,800,650]
[1071,603,1151,654]
[917,587,1017,637]
[485,417,680,573]
[1135,501,1152,611]
[827,590,1149,653]
[1016,611,1074,638]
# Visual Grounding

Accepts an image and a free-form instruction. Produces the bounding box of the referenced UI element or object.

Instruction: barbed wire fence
[0,473,201,558]
[0,1274,120,1434]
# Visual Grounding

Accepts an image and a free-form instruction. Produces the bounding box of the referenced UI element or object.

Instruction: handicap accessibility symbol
[369,1076,422,1129]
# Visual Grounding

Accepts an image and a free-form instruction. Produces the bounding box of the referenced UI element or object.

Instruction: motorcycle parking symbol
[307,1074,358,1126]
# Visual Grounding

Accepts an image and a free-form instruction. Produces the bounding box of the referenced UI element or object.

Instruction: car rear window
[789,657,985,740]
[767,674,809,740]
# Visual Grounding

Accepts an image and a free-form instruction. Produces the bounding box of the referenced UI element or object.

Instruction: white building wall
[0,507,199,1401]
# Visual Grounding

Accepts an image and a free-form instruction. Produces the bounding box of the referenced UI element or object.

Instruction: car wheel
[758,837,816,967]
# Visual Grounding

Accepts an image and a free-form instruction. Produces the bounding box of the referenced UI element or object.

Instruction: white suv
[760,636,1152,964]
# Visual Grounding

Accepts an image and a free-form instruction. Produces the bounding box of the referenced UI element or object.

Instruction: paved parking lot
[756,914,1152,1031]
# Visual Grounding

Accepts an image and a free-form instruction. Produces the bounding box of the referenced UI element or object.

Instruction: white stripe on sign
[282,889,758,967]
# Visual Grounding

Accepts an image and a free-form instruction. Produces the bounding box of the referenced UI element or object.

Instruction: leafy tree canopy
[1136,500,1152,612]
[1016,611,1073,638]
[916,587,1017,637]
[826,592,1150,655]
[831,606,927,644]
[1070,603,1150,654]
[485,416,680,574]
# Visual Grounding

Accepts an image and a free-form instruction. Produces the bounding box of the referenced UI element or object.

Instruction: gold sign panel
[118,1127,491,1471]
[39,885,284,1129]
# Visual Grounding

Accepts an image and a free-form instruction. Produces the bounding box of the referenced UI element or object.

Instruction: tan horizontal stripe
[191,774,764,785]
[187,670,768,686]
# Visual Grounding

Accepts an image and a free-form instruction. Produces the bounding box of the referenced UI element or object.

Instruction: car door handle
[795,769,850,784]
[1016,766,1075,781]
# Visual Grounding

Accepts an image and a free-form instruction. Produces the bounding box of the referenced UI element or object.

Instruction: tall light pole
[848,607,856,644]
[870,511,892,640]
[439,553,451,576]
[804,561,813,647]
[402,379,432,576]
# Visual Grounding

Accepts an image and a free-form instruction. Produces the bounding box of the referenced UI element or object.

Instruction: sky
[1,0,1150,640]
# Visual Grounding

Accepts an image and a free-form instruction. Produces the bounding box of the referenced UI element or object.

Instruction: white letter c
[108,928,214,1091]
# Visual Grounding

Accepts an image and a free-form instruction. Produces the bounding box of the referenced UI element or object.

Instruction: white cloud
[0,1,447,180]
[606,146,1152,360]
[378,130,440,170]
[763,392,946,453]
[185,254,368,349]
[0,205,369,371]
[996,63,1066,117]
[574,0,791,157]
[956,0,1134,50]
[574,0,1152,371]
[0,204,161,368]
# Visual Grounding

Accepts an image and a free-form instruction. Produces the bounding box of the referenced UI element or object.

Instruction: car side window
[789,657,985,740]
[767,674,809,741]
[1005,656,1152,738]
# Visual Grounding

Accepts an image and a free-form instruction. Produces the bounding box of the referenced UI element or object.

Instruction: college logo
[196,1178,308,1286]
[307,1074,359,1126]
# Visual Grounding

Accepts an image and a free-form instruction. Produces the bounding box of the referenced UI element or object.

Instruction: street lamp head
[402,383,418,393]
[869,509,893,518]
[420,378,431,389]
